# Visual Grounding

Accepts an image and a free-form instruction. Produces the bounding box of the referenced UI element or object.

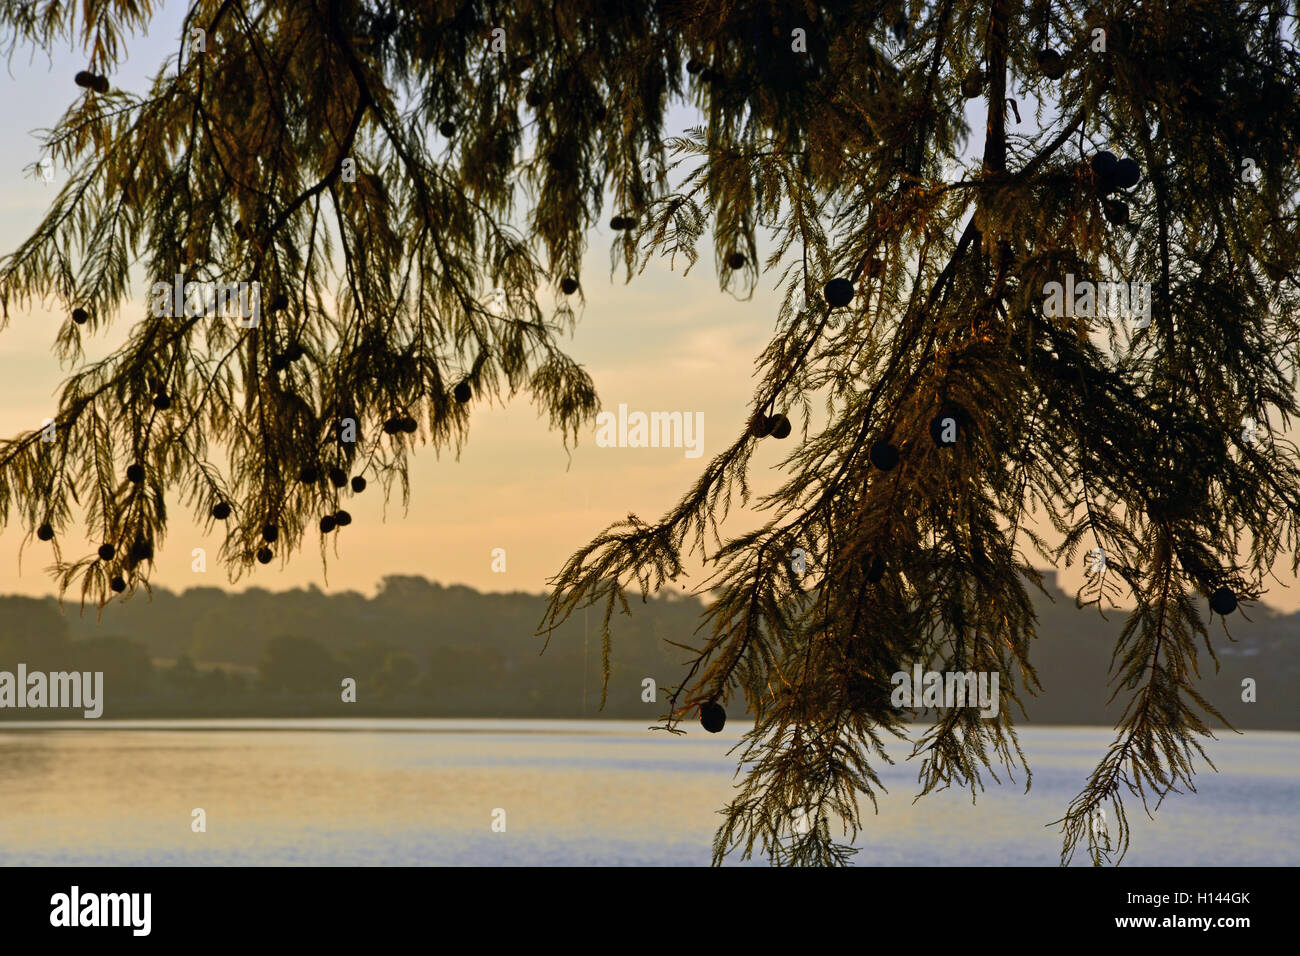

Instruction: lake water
[0,720,1294,866]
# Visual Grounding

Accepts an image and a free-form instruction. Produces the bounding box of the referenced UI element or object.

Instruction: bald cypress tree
[1,1,1298,866]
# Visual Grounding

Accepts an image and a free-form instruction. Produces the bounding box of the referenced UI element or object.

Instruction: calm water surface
[0,720,1294,865]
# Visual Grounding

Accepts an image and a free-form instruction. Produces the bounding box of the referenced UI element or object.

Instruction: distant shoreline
[5,574,1295,731]
[2,712,1293,732]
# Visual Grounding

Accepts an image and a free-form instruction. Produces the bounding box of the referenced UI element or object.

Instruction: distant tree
[341,638,414,700]
[223,668,251,696]
[425,645,506,700]
[0,597,66,634]
[258,635,339,695]
[0,0,1297,868]
[189,611,263,666]
[163,652,200,692]
[196,666,235,699]
[71,635,155,695]
[0,597,74,671]
[372,650,417,701]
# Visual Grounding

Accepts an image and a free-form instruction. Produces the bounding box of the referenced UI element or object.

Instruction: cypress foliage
[536,0,1300,867]
[0,0,1297,867]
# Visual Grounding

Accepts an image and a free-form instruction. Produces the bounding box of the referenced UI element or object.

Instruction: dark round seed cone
[98,544,116,561]
[560,277,579,295]
[328,467,347,488]
[1113,157,1141,190]
[1091,151,1119,192]
[152,393,171,411]
[750,414,775,439]
[769,414,792,439]
[686,58,705,74]
[126,464,145,483]
[699,701,726,733]
[71,308,89,324]
[261,524,278,543]
[256,547,273,565]
[212,502,231,520]
[1210,586,1238,616]
[525,89,542,108]
[823,277,854,308]
[383,417,403,435]
[727,252,747,270]
[110,576,126,593]
[319,515,337,533]
[36,523,54,541]
[454,381,472,404]
[1092,150,1119,173]
[439,120,455,137]
[285,344,303,363]
[870,440,899,471]
[1036,48,1066,79]
[299,466,320,484]
[270,354,290,372]
[74,70,95,88]
[400,416,418,433]
[930,405,967,447]
[351,475,366,493]
[91,75,109,94]
[1102,199,1129,225]
[334,510,352,527]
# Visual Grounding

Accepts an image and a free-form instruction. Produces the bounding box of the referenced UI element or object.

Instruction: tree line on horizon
[0,572,1293,727]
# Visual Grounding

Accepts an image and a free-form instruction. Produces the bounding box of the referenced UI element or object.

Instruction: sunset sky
[1,8,1295,616]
